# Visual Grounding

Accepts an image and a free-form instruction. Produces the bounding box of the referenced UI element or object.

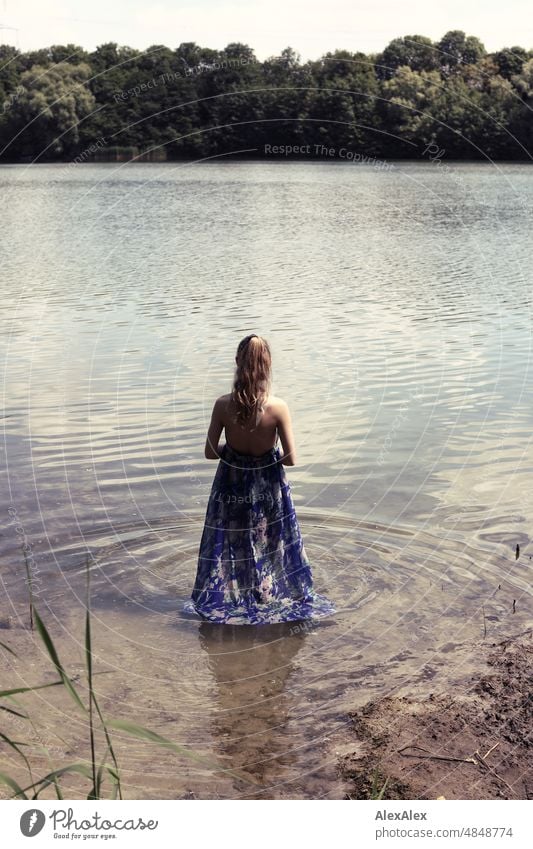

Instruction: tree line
[0,31,532,162]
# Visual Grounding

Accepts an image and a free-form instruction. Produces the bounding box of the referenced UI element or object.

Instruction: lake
[1,160,532,798]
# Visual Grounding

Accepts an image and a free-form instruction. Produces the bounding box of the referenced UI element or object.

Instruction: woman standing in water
[185,334,335,624]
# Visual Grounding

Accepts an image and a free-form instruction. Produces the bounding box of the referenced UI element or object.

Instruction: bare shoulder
[216,393,233,405]
[213,394,233,415]
[267,395,290,417]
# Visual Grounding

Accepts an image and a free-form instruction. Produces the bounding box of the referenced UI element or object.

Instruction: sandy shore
[335,629,532,800]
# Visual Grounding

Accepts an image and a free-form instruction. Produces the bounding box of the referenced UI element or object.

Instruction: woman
[185,334,335,625]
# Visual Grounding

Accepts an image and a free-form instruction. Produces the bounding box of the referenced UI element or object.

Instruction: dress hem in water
[183,593,336,625]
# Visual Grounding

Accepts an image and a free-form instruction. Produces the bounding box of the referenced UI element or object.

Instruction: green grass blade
[0,679,69,698]
[0,732,29,755]
[0,731,34,786]
[107,719,189,750]
[17,763,93,799]
[22,548,35,630]
[52,777,64,800]
[85,565,97,798]
[370,767,389,800]
[33,609,86,713]
[0,639,17,657]
[0,772,28,799]
[107,719,261,786]
[110,775,119,800]
[95,744,109,799]
[0,704,29,719]
[376,777,389,799]
[106,766,120,784]
[85,607,93,683]
[90,695,122,800]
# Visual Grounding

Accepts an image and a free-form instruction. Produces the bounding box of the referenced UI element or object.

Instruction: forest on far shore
[1,30,532,163]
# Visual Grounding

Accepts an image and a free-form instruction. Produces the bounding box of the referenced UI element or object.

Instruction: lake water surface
[1,161,532,798]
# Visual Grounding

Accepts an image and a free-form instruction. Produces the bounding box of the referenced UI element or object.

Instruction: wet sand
[335,629,533,800]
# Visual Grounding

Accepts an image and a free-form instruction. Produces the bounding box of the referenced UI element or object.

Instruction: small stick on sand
[398,745,477,765]
[473,748,517,798]
[399,743,517,797]
[482,742,500,760]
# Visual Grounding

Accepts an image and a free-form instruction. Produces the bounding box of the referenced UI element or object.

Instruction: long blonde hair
[232,334,272,424]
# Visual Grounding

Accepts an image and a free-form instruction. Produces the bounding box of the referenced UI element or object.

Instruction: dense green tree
[427,75,489,156]
[459,57,500,91]
[277,47,301,70]
[491,47,529,80]
[508,58,533,153]
[436,31,486,75]
[380,66,442,147]
[0,33,532,162]
[18,48,52,70]
[7,62,95,159]
[49,44,89,65]
[0,44,21,103]
[511,57,533,102]
[479,74,519,157]
[258,51,314,150]
[309,50,379,149]
[134,44,174,75]
[376,35,439,79]
[175,41,219,73]
[193,44,266,154]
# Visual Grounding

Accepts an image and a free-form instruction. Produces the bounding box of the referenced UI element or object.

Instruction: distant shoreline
[2,33,532,165]
[1,155,532,166]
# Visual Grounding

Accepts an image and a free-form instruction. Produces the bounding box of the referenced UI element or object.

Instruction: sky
[1,0,532,59]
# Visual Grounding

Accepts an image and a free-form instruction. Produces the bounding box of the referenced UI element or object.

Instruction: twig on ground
[398,745,477,765]
[473,748,517,798]
[482,742,499,760]
[398,741,517,798]
[497,628,532,651]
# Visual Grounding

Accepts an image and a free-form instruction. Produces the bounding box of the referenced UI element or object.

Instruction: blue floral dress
[184,441,336,624]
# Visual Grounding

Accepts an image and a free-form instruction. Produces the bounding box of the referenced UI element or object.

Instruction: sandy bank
[336,629,532,800]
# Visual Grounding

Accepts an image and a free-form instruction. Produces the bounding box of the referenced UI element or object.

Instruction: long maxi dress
[184,440,336,625]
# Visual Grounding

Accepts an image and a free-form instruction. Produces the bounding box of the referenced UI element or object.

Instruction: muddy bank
[336,629,533,800]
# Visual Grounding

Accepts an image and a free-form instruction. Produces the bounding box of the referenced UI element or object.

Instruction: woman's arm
[204,398,224,459]
[277,400,297,466]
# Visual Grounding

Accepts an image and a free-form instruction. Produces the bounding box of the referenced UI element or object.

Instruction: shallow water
[1,161,532,797]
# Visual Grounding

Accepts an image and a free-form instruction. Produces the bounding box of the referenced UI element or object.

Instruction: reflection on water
[1,161,532,797]
[197,622,310,791]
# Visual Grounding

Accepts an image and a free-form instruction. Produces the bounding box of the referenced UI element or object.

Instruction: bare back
[203,393,296,464]
[204,392,297,464]
[221,394,281,455]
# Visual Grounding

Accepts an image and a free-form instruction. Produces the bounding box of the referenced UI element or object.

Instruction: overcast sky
[1,0,532,59]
